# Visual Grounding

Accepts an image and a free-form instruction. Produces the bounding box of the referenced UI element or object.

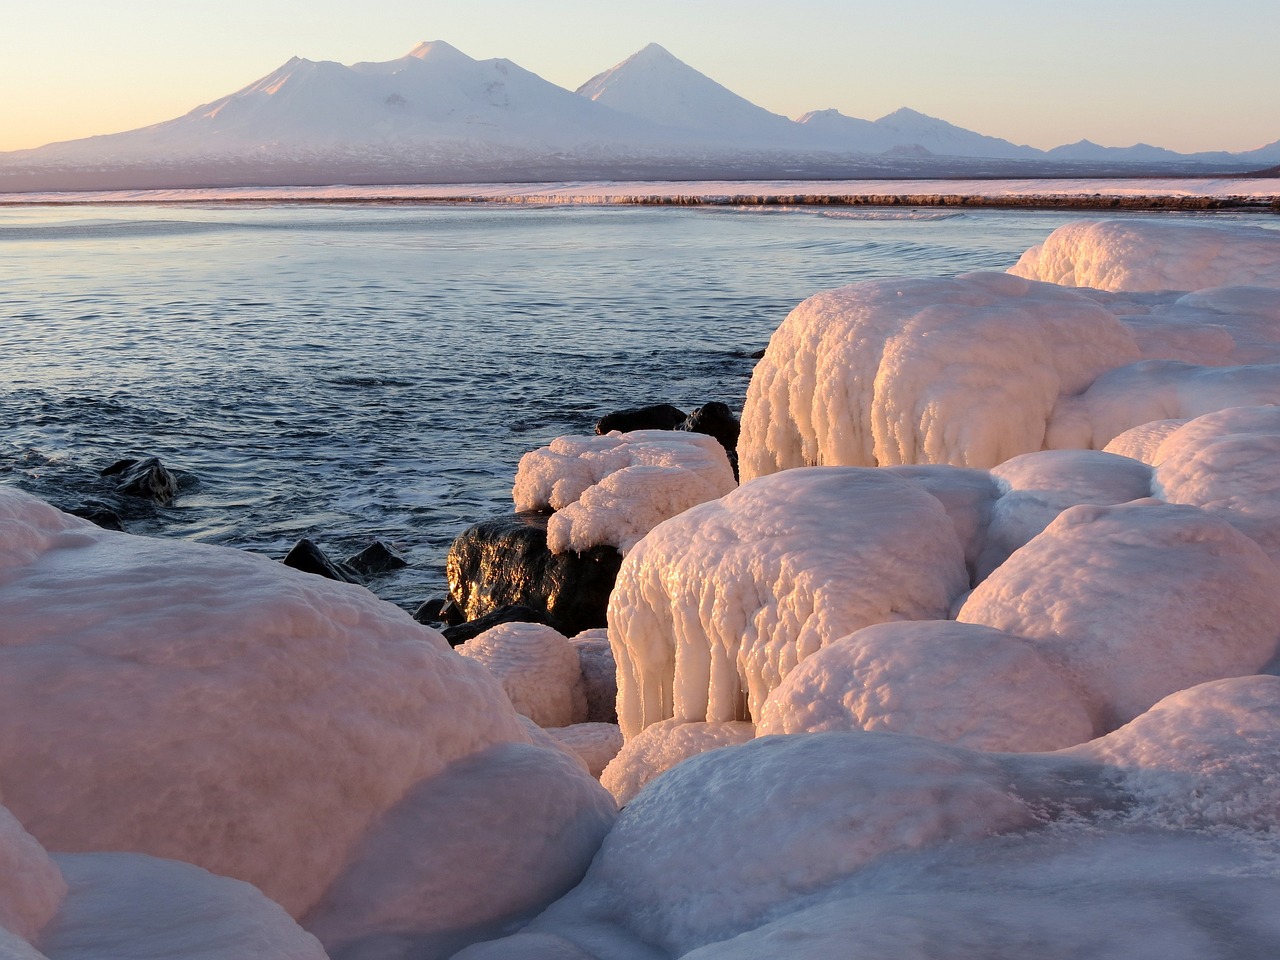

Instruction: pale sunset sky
[1,0,1276,154]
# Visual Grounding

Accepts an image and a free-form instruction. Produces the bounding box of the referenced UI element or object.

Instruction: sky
[1,0,1277,155]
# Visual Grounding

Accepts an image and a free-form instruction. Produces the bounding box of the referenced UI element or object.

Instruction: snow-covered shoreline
[1,176,1278,208]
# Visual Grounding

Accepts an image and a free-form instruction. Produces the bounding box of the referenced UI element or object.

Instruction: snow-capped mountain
[0,40,1273,191]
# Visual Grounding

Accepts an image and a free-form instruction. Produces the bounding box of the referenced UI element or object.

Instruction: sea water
[0,202,1263,610]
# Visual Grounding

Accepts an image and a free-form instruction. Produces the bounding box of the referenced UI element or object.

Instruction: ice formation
[0,806,64,944]
[511,430,735,553]
[570,632,618,724]
[755,621,1093,751]
[0,485,604,939]
[738,272,1139,478]
[958,500,1280,732]
[458,622,588,728]
[545,724,624,779]
[1009,219,1280,292]
[1101,418,1187,462]
[609,468,968,737]
[599,719,755,805]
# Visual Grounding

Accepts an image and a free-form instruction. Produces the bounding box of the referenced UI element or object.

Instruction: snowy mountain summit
[0,40,1272,191]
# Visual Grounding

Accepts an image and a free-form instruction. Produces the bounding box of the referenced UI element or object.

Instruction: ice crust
[608,468,968,737]
[1010,219,1280,292]
[458,622,588,728]
[0,806,64,944]
[738,272,1139,478]
[600,719,755,805]
[512,431,736,554]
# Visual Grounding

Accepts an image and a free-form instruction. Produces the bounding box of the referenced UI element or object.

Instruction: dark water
[0,202,1261,610]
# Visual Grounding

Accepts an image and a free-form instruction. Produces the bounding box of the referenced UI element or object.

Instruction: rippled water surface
[1,202,1260,609]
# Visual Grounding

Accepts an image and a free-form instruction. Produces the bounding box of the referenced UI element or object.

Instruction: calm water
[0,202,1263,609]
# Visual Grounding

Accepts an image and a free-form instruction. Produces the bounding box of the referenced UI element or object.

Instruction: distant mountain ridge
[2,41,1275,191]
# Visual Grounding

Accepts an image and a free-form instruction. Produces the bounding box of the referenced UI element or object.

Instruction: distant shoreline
[2,178,1278,211]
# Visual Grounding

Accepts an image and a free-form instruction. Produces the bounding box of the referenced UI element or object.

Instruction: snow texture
[975,449,1153,579]
[739,272,1139,479]
[608,468,968,737]
[36,853,327,960]
[755,621,1093,751]
[1102,419,1187,462]
[544,724,624,779]
[882,465,999,581]
[0,806,64,944]
[300,743,616,960]
[1010,219,1280,292]
[570,634,618,724]
[599,719,755,805]
[512,430,735,554]
[1150,405,1280,560]
[458,622,588,728]
[0,486,534,919]
[958,500,1280,732]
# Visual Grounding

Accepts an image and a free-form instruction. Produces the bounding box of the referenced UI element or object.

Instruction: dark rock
[595,403,687,435]
[67,500,127,531]
[446,511,622,637]
[439,604,563,647]
[283,538,364,584]
[344,540,409,577]
[101,456,178,505]
[679,401,741,480]
[749,347,767,359]
[412,597,465,626]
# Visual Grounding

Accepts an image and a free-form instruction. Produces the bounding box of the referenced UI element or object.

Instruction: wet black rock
[680,401,742,480]
[283,538,364,584]
[67,500,127,531]
[446,511,622,637]
[749,346,767,359]
[439,604,563,648]
[412,597,465,626]
[595,403,687,435]
[344,540,409,577]
[101,457,178,505]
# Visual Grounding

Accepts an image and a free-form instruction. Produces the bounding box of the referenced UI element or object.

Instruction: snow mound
[739,272,1138,479]
[600,718,755,805]
[512,430,735,554]
[959,500,1280,732]
[1009,219,1280,292]
[976,449,1153,579]
[1073,675,1280,831]
[544,724,624,779]
[883,465,999,581]
[300,743,615,959]
[1151,405,1280,560]
[1102,419,1187,462]
[0,486,536,919]
[755,621,1093,751]
[37,853,326,960]
[526,732,1038,957]
[570,635,617,724]
[0,807,64,944]
[1046,359,1280,451]
[458,622,588,728]
[609,468,968,737]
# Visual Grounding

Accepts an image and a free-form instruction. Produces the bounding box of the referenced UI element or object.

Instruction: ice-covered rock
[458,622,588,728]
[512,430,736,554]
[1045,359,1280,451]
[959,500,1280,732]
[1150,405,1280,560]
[882,465,999,582]
[569,632,618,724]
[0,486,544,921]
[739,272,1139,479]
[755,621,1093,751]
[544,724,624,779]
[609,468,968,737]
[0,807,64,945]
[37,853,327,960]
[1009,219,1280,292]
[300,743,616,960]
[1071,675,1280,832]
[599,718,755,805]
[1102,419,1187,462]
[976,449,1153,579]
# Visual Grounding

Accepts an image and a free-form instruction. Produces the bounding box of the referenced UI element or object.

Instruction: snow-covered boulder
[1045,359,1280,451]
[544,724,624,779]
[458,622,588,728]
[755,621,1093,751]
[300,743,616,959]
[1102,419,1187,462]
[569,631,618,724]
[609,468,969,737]
[0,807,64,946]
[958,500,1280,732]
[1009,219,1280,292]
[0,486,572,926]
[739,272,1139,479]
[1151,405,1280,560]
[512,430,735,554]
[976,449,1153,579]
[882,465,999,582]
[599,719,755,805]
